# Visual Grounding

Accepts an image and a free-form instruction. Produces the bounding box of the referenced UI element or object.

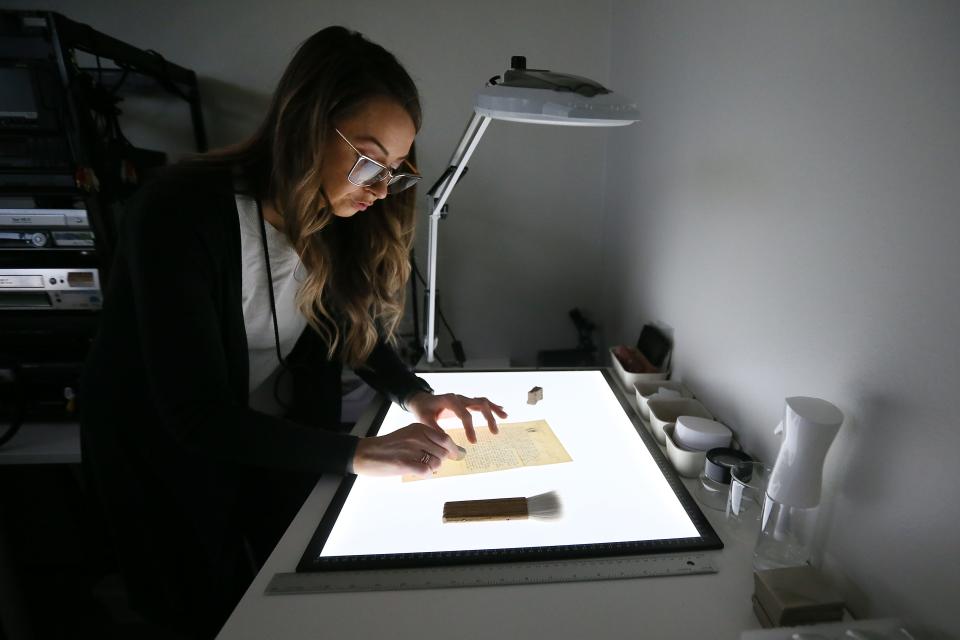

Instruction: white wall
[604,1,960,636]
[5,0,613,365]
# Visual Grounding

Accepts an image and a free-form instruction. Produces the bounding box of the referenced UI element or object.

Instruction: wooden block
[527,386,543,405]
[443,497,529,522]
[751,595,774,628]
[754,566,844,626]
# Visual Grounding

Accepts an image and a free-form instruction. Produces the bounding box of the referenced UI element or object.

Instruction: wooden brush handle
[443,497,529,522]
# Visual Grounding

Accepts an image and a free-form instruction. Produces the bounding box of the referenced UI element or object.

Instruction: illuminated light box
[297,369,722,571]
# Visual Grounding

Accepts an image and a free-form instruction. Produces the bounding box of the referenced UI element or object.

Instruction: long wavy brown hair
[201,26,421,367]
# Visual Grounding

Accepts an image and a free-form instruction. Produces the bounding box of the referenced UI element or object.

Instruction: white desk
[217,380,766,640]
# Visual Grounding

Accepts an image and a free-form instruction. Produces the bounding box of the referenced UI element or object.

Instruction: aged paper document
[405,419,572,482]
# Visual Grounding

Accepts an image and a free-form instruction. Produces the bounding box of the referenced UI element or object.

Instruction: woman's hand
[352,423,459,477]
[404,392,508,444]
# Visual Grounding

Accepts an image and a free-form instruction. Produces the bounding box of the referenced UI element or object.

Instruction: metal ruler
[266,553,717,595]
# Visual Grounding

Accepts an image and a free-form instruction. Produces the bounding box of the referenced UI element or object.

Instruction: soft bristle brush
[442,491,562,523]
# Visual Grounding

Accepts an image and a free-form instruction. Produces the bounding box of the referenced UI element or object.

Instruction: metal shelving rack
[0,10,207,440]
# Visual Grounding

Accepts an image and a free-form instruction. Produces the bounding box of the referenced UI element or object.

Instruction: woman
[81,26,505,637]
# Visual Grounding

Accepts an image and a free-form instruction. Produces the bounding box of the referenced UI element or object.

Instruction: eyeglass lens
[386,174,419,194]
[349,157,391,186]
[348,158,420,194]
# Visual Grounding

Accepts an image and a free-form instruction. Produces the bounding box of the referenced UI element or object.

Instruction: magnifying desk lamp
[422,56,640,365]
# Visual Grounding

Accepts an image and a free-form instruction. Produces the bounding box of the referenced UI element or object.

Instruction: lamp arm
[424,112,492,364]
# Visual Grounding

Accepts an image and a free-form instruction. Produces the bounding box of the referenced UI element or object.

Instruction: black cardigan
[80,163,429,633]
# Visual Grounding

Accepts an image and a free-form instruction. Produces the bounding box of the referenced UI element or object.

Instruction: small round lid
[675,416,732,451]
[704,448,753,484]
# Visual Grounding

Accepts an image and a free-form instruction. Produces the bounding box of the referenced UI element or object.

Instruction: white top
[235,194,307,416]
[674,416,732,451]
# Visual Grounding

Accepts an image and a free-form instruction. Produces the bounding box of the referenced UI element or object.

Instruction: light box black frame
[297,368,723,572]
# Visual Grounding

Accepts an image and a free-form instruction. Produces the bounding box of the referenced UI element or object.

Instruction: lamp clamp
[501,55,610,98]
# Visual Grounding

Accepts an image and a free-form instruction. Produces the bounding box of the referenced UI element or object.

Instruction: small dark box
[636,324,671,369]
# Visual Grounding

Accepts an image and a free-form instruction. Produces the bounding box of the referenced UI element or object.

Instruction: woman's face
[323,96,417,218]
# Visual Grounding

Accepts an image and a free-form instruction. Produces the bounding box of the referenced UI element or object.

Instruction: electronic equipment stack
[0,11,207,440]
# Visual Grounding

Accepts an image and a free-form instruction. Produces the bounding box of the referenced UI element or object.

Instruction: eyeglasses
[335,128,421,194]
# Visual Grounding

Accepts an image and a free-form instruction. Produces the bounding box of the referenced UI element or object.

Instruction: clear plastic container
[753,496,816,570]
[726,461,768,524]
[696,472,729,511]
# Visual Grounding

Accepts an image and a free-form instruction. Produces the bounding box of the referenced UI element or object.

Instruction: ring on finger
[419,451,431,465]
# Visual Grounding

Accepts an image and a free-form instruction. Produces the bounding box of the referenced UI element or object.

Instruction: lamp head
[474,56,639,126]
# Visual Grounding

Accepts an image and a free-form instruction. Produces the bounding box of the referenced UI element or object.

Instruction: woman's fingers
[414,449,443,475]
[408,426,458,475]
[459,395,504,439]
[431,394,507,442]
[412,428,451,462]
[353,389,510,476]
[445,398,477,443]
[421,425,458,459]
[353,423,456,477]
[477,404,500,435]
